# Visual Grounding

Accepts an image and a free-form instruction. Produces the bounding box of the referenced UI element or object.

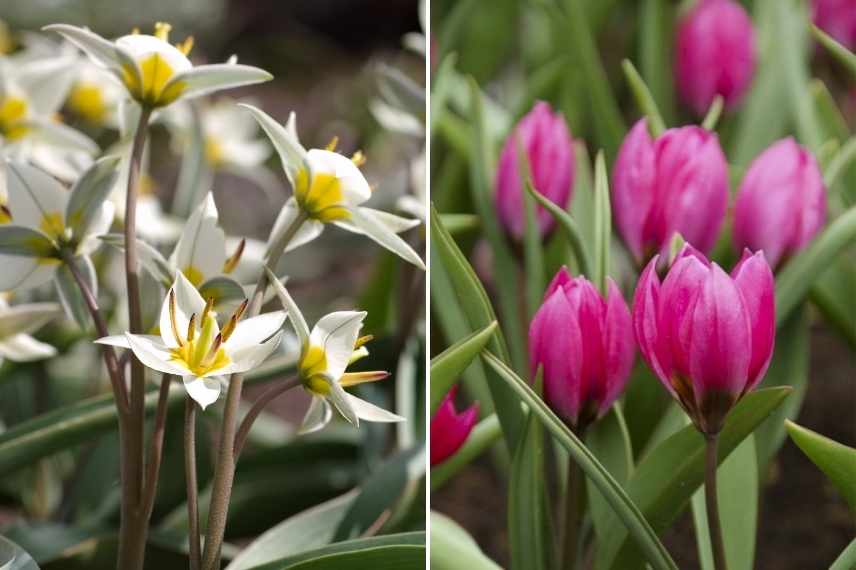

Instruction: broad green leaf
[622,59,666,136]
[824,138,856,199]
[64,156,119,239]
[810,259,856,348]
[587,404,634,542]
[691,437,758,570]
[430,54,458,135]
[525,182,591,278]
[431,415,501,490]
[429,205,522,446]
[0,227,56,258]
[38,535,187,570]
[1,523,96,564]
[592,151,612,295]
[813,25,856,80]
[482,352,678,570]
[639,0,676,126]
[0,534,39,570]
[438,214,479,235]
[245,533,425,570]
[831,539,856,570]
[430,322,498,412]
[430,511,501,570]
[466,79,527,372]
[786,421,856,509]
[596,387,791,570]
[225,491,357,570]
[775,205,856,326]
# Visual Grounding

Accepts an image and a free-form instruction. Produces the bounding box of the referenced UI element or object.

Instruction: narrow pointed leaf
[786,420,856,509]
[430,512,502,570]
[430,321,498,412]
[813,25,856,80]
[622,59,666,136]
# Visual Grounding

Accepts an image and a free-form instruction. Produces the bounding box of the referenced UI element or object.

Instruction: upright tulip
[529,268,634,432]
[495,101,575,241]
[612,119,729,264]
[430,386,479,466]
[632,245,775,435]
[812,0,856,50]
[734,138,827,269]
[675,0,757,115]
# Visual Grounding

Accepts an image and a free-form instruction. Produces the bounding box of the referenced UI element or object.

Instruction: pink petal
[632,256,673,393]
[612,119,657,261]
[731,249,775,391]
[430,385,479,466]
[659,252,710,379]
[601,278,635,415]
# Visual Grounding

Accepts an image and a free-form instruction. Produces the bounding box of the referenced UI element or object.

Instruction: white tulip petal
[159,271,207,348]
[170,193,226,286]
[16,56,77,116]
[224,311,286,350]
[305,149,371,206]
[218,331,282,376]
[309,311,366,381]
[265,268,309,347]
[94,334,137,349]
[115,34,192,74]
[0,334,56,362]
[42,25,122,70]
[220,139,271,168]
[77,201,114,256]
[6,161,70,230]
[334,208,420,235]
[0,255,57,291]
[124,333,189,376]
[183,376,222,410]
[30,119,99,155]
[170,64,272,102]
[325,377,358,426]
[239,104,306,187]
[348,207,425,270]
[0,302,60,337]
[347,393,405,423]
[298,397,332,435]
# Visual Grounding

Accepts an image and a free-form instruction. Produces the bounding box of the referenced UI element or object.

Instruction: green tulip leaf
[430,512,501,570]
[430,321,498,412]
[786,421,856,510]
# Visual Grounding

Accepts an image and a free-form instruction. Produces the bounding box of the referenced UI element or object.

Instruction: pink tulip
[675,0,757,115]
[612,119,729,263]
[734,138,827,269]
[632,245,775,435]
[430,386,478,466]
[495,101,575,240]
[529,268,634,432]
[812,0,856,50]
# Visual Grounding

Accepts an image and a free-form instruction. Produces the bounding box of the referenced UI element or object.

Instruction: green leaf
[525,182,591,278]
[775,205,856,326]
[245,533,425,570]
[430,511,501,570]
[596,387,791,570]
[562,0,625,160]
[810,259,856,348]
[831,538,856,570]
[700,96,724,132]
[508,378,549,570]
[430,54,459,135]
[199,276,247,307]
[377,64,425,121]
[430,415,502,490]
[482,352,678,570]
[823,137,856,195]
[691,437,758,570]
[623,363,674,461]
[522,180,545,320]
[0,534,39,570]
[778,1,822,153]
[64,156,119,239]
[0,226,56,258]
[430,322,498,412]
[786,420,856,509]
[438,214,479,235]
[592,151,612,295]
[587,404,634,542]
[622,59,666,136]
[813,25,856,80]
[639,0,676,126]
[429,205,522,447]
[225,492,358,570]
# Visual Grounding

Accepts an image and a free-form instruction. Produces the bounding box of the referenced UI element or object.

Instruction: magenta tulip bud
[812,0,856,50]
[430,386,479,466]
[632,245,775,435]
[733,138,827,269]
[495,101,575,241]
[675,0,757,115]
[529,268,634,432]
[612,119,729,263]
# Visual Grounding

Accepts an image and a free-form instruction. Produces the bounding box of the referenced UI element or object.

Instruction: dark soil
[432,324,856,569]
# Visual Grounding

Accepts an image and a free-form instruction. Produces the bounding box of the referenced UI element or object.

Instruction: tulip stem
[704,434,728,570]
[562,457,586,570]
[233,376,301,458]
[185,399,201,570]
[201,213,307,570]
[119,104,153,570]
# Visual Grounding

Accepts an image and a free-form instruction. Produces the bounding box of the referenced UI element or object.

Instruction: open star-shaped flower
[44,22,272,109]
[266,268,404,434]
[96,272,286,409]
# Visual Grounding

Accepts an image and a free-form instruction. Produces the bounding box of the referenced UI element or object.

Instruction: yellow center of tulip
[0,96,30,140]
[294,168,350,222]
[68,82,108,124]
[121,23,192,108]
[38,212,66,241]
[182,265,205,287]
[300,345,330,395]
[0,204,11,224]
[167,293,246,377]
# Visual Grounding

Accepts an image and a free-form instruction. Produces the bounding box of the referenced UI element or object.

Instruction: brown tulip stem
[185,399,201,570]
[233,376,301,458]
[705,434,728,570]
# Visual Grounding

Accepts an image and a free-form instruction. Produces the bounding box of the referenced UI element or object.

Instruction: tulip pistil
[168,295,242,376]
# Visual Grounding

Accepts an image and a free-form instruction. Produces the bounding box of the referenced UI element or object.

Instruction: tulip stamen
[169,289,185,347]
[176,35,194,56]
[222,238,245,274]
[354,334,373,349]
[351,150,366,167]
[186,313,197,343]
[339,370,389,387]
[154,22,172,42]
[325,136,339,152]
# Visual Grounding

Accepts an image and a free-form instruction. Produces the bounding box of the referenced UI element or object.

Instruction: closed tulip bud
[632,245,775,435]
[430,386,479,466]
[529,268,634,433]
[812,0,856,50]
[612,119,729,264]
[495,101,575,241]
[733,138,827,269]
[675,0,757,115]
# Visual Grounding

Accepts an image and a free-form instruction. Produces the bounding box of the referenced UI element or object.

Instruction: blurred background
[0,0,426,567]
